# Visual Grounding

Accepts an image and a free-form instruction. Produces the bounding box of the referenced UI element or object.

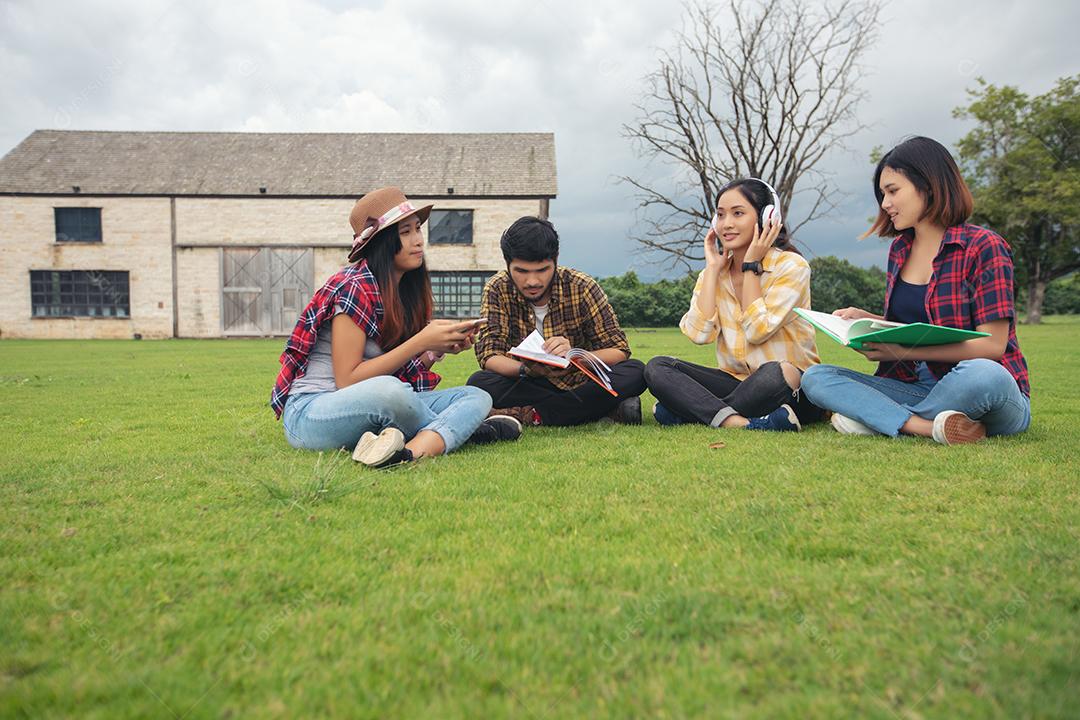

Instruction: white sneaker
[932,411,987,445]
[351,427,406,466]
[830,413,878,436]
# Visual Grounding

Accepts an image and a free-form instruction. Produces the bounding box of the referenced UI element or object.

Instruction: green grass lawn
[2,319,1078,719]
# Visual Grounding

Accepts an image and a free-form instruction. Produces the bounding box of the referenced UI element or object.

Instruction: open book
[794,308,989,350]
[508,330,618,396]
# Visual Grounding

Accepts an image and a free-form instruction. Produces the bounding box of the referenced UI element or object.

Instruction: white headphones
[711,178,782,234]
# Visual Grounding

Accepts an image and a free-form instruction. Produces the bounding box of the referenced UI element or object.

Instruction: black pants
[467,359,646,426]
[644,356,824,426]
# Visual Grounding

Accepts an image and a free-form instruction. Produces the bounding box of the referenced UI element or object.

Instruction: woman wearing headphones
[800,137,1031,444]
[645,178,823,432]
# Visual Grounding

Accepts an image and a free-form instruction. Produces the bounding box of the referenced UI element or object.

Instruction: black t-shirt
[887,277,930,324]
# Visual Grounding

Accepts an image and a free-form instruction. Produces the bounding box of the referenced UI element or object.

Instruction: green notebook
[794,308,989,350]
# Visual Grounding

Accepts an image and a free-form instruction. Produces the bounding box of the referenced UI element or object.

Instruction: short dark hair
[865,136,974,238]
[500,217,559,264]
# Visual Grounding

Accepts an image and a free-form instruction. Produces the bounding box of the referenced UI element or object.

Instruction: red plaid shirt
[270,260,440,418]
[877,223,1030,396]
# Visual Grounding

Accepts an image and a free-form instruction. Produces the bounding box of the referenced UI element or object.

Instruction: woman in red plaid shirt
[801,137,1031,445]
[271,188,521,467]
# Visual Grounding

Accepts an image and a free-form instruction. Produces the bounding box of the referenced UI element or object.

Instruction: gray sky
[2,0,1076,278]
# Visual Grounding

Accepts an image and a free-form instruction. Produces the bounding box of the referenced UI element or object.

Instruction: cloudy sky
[1,0,1076,278]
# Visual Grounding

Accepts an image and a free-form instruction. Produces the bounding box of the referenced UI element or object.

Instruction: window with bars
[428,209,474,245]
[430,271,493,318]
[54,208,103,243]
[29,270,130,318]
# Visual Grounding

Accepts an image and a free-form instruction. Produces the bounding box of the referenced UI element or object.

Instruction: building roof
[0,130,557,197]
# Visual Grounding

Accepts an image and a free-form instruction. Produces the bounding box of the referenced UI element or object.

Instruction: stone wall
[0,195,546,338]
[0,196,173,339]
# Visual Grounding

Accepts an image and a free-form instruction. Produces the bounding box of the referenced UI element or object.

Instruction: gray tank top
[290,308,384,395]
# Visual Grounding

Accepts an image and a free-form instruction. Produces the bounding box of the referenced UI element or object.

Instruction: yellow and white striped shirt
[679,248,820,380]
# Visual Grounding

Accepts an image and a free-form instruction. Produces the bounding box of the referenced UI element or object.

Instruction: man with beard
[467,217,646,426]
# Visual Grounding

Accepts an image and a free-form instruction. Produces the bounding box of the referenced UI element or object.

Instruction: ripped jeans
[644,356,824,426]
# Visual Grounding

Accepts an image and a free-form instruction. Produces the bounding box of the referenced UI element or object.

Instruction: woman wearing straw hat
[270,187,521,467]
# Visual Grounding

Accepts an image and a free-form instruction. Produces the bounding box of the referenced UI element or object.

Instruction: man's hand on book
[541,335,572,358]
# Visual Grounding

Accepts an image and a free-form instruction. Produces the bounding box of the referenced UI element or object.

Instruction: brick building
[0,130,557,338]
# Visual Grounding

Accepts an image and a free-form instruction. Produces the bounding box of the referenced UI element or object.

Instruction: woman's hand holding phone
[451,318,488,354]
[418,319,483,354]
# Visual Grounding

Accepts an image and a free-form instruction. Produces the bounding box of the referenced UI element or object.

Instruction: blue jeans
[800,359,1031,437]
[281,376,492,453]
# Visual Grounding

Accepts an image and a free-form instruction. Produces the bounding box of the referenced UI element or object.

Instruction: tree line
[599,262,1078,328]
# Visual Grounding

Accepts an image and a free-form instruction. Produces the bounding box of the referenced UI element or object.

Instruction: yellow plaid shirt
[475,267,631,390]
[679,248,820,379]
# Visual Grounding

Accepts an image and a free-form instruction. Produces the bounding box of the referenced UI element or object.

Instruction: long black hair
[716,178,798,253]
[356,223,433,349]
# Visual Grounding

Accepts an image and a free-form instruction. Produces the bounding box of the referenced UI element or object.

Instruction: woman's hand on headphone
[704,227,724,270]
[745,217,782,263]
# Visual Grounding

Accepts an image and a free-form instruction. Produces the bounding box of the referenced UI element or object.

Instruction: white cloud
[1,0,1076,278]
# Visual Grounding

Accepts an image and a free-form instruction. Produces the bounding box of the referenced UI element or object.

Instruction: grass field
[2,319,1078,718]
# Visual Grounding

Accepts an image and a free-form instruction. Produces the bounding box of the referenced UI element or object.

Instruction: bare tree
[623,0,882,273]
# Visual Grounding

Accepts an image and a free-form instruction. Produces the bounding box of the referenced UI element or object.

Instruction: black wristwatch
[741,261,764,276]
[518,363,529,379]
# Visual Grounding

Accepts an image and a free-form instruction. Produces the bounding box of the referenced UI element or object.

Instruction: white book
[508,330,617,396]
[794,308,989,350]
[508,329,572,368]
[794,308,902,345]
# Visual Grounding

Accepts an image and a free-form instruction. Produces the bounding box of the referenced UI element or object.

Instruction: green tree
[954,76,1080,323]
[1041,273,1080,315]
[599,259,890,326]
[808,256,886,314]
[597,272,697,327]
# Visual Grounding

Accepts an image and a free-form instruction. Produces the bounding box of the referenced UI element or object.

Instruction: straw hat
[348,187,433,262]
